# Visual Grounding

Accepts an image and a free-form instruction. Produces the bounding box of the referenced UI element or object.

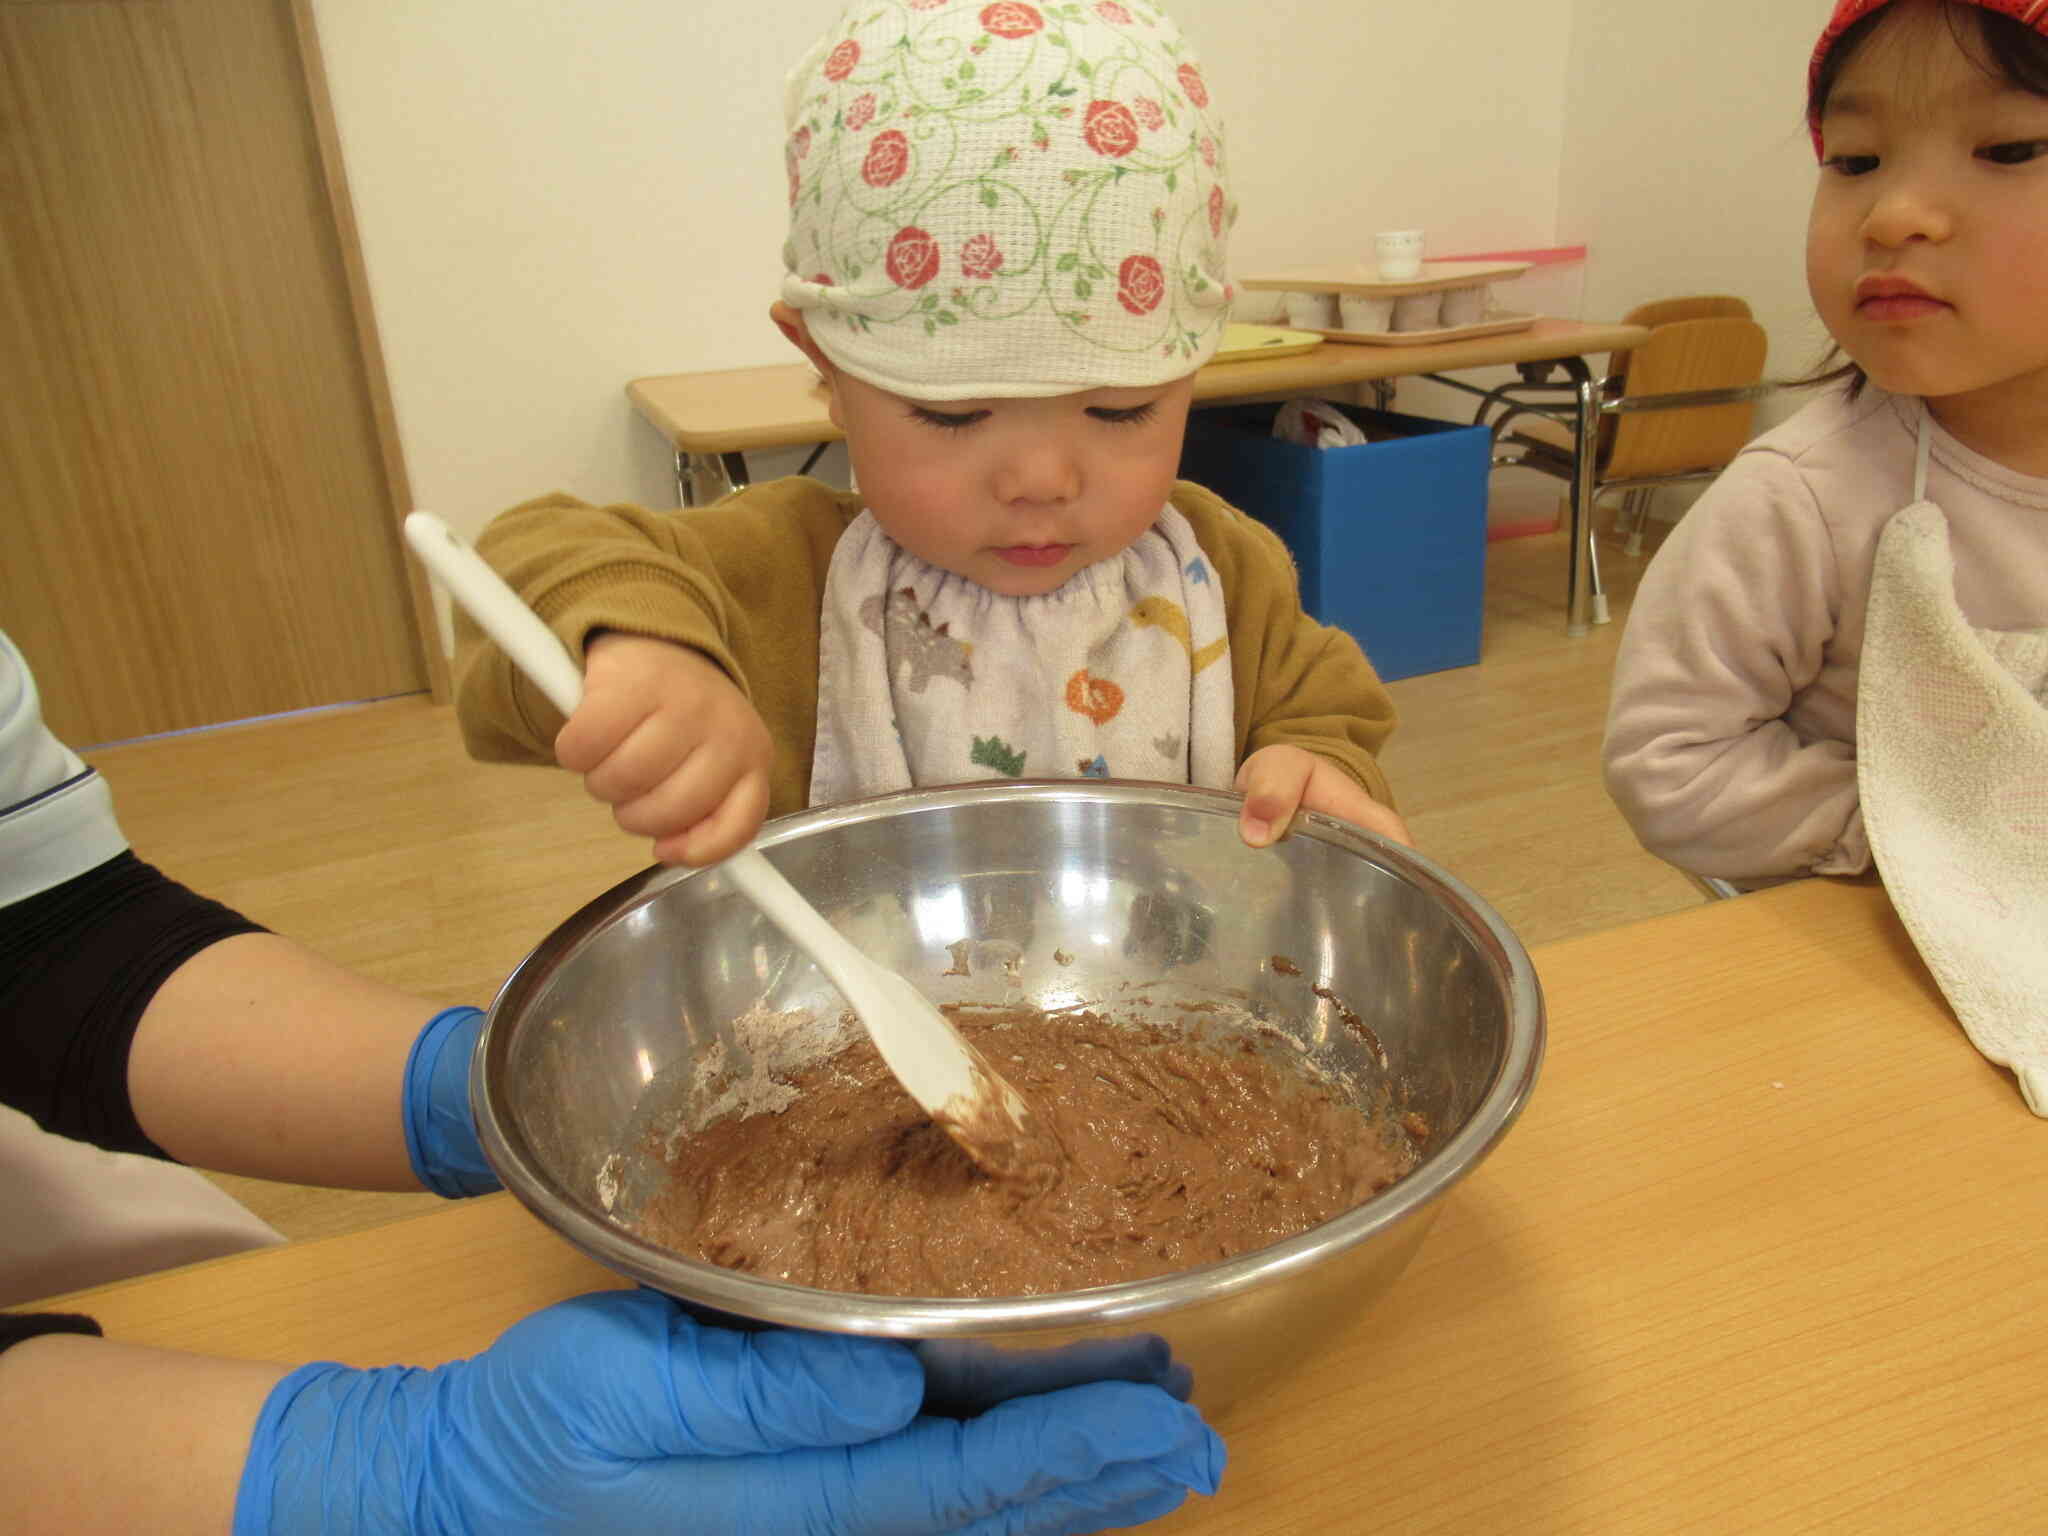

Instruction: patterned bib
[811,505,1234,804]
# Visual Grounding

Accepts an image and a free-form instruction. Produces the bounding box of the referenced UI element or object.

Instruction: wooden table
[34,876,2043,1531]
[628,318,1651,636]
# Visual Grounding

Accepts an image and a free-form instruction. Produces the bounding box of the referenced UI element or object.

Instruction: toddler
[1604,0,2048,887]
[456,0,1405,866]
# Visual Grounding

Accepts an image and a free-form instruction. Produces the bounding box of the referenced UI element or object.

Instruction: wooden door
[0,0,439,747]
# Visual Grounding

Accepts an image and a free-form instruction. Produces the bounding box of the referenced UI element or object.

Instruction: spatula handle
[403,512,585,719]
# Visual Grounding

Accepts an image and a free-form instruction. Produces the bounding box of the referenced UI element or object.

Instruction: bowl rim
[473,778,1545,1335]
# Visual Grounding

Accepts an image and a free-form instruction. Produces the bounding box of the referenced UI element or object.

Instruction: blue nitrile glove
[401,1005,499,1198]
[235,1288,1224,1536]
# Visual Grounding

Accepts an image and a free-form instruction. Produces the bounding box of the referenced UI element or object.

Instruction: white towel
[1858,502,2048,1116]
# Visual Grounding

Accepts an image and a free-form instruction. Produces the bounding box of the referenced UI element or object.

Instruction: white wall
[1558,0,1839,428]
[309,0,1570,541]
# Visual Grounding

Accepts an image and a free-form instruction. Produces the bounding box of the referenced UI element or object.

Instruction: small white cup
[1440,285,1489,327]
[1392,292,1443,332]
[1282,291,1340,330]
[1338,293,1396,333]
[1374,229,1425,281]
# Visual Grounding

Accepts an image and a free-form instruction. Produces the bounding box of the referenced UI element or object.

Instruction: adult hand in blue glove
[238,1287,1223,1535]
[402,1004,500,1198]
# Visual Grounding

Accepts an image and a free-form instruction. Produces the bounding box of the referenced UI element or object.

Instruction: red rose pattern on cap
[961,233,1005,279]
[1083,100,1141,157]
[980,1,1043,37]
[823,39,860,80]
[887,227,941,289]
[1117,254,1165,315]
[863,130,911,188]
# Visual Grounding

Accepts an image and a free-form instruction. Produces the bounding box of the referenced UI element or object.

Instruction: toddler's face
[1807,5,2048,420]
[826,369,1196,597]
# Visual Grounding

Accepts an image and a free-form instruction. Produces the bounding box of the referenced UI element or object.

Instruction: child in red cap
[1606,0,2048,885]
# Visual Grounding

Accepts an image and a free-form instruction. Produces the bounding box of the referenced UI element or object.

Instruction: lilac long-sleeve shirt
[1604,386,2048,883]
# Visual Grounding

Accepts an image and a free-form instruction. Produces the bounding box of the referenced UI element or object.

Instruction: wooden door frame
[288,0,449,701]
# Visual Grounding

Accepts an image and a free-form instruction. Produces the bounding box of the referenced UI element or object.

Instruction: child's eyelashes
[905,402,1160,430]
[1980,139,2048,166]
[908,406,990,432]
[1086,403,1159,428]
[1822,142,2048,175]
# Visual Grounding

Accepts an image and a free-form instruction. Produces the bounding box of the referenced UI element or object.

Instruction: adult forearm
[128,932,439,1190]
[0,1333,283,1534]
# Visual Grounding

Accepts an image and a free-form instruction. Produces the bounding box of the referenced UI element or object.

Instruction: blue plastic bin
[1177,402,1487,682]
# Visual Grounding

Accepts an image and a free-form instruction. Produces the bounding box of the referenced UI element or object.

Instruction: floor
[83,493,1700,1244]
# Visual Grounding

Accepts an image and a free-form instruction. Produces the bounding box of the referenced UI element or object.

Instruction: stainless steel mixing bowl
[474,780,1543,1417]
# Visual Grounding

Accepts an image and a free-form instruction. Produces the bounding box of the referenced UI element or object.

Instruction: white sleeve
[0,630,129,905]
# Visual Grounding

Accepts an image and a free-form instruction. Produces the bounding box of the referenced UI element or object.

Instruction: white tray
[1307,311,1539,347]
[1241,260,1532,298]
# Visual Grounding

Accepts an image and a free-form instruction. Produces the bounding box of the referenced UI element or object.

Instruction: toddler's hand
[556,633,774,866]
[1235,744,1411,849]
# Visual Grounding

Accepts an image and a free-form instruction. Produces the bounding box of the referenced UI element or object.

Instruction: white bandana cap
[780,0,1236,400]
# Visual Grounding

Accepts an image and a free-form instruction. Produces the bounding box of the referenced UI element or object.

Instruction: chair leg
[1587,509,1609,626]
[1563,365,1601,637]
[1622,489,1658,556]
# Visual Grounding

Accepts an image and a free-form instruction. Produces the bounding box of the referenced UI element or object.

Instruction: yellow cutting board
[1214,322,1325,362]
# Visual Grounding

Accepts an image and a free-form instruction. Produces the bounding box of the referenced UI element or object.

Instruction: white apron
[0,1107,284,1308]
[1857,409,2048,1116]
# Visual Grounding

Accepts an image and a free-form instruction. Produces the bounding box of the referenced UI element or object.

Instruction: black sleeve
[1,853,266,1158]
[0,1311,103,1356]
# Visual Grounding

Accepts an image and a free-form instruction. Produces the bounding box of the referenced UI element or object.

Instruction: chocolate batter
[630,1008,1414,1298]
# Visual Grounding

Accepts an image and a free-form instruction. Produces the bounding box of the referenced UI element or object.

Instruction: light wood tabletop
[30,875,2040,1531]
[625,318,1650,456]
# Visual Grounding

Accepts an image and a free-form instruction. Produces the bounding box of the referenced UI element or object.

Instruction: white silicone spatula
[404,512,1054,1183]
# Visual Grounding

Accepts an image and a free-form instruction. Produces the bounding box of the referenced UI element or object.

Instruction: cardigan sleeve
[1170,483,1399,807]
[453,480,856,817]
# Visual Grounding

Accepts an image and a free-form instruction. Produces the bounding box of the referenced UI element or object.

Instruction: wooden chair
[1483,310,1772,622]
[1468,296,1755,457]
[1599,294,1754,444]
[1613,292,1752,334]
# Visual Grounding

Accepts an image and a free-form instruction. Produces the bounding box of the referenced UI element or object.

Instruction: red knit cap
[1808,0,2048,153]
